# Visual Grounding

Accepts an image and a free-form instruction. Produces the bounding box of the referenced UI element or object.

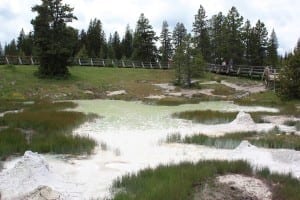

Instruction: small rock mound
[231,111,255,126]
[235,140,257,151]
[0,151,56,199]
[23,186,65,200]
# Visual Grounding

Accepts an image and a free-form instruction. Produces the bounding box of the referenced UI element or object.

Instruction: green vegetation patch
[0,101,97,159]
[172,110,272,124]
[180,130,300,150]
[155,97,199,106]
[112,160,300,200]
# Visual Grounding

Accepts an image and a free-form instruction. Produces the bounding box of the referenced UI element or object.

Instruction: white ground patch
[0,100,299,199]
[217,174,272,200]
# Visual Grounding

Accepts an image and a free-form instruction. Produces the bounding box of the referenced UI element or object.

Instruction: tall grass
[112,160,251,200]
[0,128,28,160]
[172,110,270,124]
[181,130,300,150]
[0,101,97,159]
[155,97,199,106]
[172,110,237,124]
[112,160,300,200]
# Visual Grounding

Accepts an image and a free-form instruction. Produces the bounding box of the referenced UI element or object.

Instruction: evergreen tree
[112,31,122,60]
[279,49,300,99]
[4,40,18,56]
[224,6,244,64]
[17,28,26,55]
[267,29,279,67]
[251,20,268,65]
[173,34,205,87]
[159,20,172,62]
[132,13,158,61]
[193,5,211,61]
[121,25,134,59]
[209,12,226,64]
[0,42,3,56]
[106,33,114,59]
[31,0,77,78]
[86,18,104,57]
[241,20,252,64]
[172,22,187,50]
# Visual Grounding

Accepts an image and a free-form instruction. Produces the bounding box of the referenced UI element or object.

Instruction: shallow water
[2,100,300,200]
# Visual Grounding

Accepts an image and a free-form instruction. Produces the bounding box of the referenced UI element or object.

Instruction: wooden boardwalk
[0,56,171,69]
[206,63,280,90]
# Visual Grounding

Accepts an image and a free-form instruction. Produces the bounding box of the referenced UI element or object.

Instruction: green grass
[154,97,199,106]
[0,65,174,100]
[0,128,28,160]
[0,101,97,159]
[112,160,300,200]
[235,91,300,117]
[172,110,237,124]
[180,130,300,150]
[172,110,273,124]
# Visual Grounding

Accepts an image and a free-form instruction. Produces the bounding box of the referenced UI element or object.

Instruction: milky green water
[72,99,278,132]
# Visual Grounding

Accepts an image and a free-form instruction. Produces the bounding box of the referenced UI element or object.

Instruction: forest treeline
[0,5,296,66]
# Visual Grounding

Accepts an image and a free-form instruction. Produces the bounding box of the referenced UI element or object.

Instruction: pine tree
[241,20,252,64]
[0,42,3,56]
[17,28,26,55]
[209,12,226,64]
[159,20,172,62]
[31,0,77,78]
[112,31,122,60]
[279,48,300,99]
[172,22,187,50]
[4,39,18,56]
[251,20,268,65]
[267,29,279,67]
[121,25,133,59]
[224,6,244,64]
[173,34,205,87]
[132,13,158,61]
[86,18,104,57]
[193,5,211,61]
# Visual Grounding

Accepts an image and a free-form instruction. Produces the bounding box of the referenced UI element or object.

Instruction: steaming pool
[1,100,300,199]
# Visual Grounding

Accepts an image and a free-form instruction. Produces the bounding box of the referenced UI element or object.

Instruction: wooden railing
[0,56,171,69]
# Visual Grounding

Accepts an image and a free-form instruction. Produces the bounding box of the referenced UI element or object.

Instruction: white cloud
[0,0,299,54]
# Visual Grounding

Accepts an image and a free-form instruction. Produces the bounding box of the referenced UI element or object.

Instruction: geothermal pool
[1,100,300,199]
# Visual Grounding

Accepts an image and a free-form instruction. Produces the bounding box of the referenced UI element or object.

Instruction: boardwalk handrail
[0,56,171,70]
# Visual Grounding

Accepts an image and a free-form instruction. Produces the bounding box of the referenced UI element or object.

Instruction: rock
[106,90,127,96]
[84,90,94,95]
[144,95,166,100]
[24,186,64,200]
[168,92,182,97]
[230,112,255,126]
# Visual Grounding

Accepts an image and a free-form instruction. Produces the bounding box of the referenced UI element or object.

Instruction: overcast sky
[0,0,299,55]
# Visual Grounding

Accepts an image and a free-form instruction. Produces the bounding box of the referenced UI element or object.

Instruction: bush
[278,52,300,99]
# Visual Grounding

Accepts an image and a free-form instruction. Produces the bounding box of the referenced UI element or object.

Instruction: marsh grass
[0,128,28,160]
[112,160,300,200]
[181,130,300,150]
[172,110,237,124]
[0,101,97,159]
[172,110,271,124]
[155,97,199,106]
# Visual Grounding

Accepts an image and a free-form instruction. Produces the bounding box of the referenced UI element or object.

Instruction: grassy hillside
[0,65,174,100]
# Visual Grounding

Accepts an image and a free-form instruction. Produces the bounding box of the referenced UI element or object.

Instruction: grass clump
[0,101,97,159]
[181,129,300,150]
[112,160,300,200]
[172,110,271,124]
[0,128,28,160]
[172,110,237,124]
[155,97,199,106]
[112,160,251,200]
